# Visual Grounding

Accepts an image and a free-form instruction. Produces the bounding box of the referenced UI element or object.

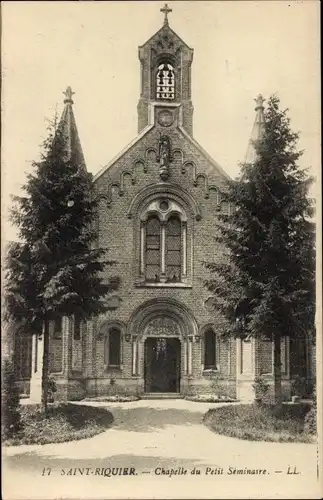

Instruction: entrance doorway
[144,338,181,393]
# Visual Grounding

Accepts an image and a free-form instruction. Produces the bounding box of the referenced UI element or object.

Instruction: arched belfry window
[156,63,175,100]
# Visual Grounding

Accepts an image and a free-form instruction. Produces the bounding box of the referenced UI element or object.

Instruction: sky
[1,0,321,242]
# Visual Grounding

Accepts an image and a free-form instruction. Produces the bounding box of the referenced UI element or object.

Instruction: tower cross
[63,86,75,104]
[161,3,172,25]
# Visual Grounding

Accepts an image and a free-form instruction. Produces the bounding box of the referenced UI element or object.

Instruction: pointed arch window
[156,63,175,100]
[138,197,190,286]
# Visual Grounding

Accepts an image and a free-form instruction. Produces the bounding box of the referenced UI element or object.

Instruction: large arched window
[204,329,218,370]
[143,203,185,284]
[134,192,195,287]
[105,327,121,367]
[156,63,175,100]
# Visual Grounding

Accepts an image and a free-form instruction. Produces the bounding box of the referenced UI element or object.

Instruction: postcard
[2,1,321,499]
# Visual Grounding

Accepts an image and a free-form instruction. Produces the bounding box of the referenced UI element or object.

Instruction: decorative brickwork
[12,11,312,403]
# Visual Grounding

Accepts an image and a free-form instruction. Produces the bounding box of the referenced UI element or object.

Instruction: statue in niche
[157,135,172,180]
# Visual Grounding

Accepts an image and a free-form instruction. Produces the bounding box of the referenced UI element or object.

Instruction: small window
[204,329,217,369]
[74,316,81,340]
[107,328,121,367]
[156,63,175,100]
[53,317,62,338]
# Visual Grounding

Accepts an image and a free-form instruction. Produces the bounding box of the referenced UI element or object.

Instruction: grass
[203,403,315,443]
[3,403,114,446]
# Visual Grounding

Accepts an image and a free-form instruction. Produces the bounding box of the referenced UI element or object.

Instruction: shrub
[1,360,23,439]
[47,375,57,403]
[252,377,270,401]
[4,403,114,446]
[291,375,307,398]
[304,386,316,435]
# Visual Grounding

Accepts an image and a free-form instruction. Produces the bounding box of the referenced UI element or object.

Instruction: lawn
[3,403,114,446]
[203,403,315,443]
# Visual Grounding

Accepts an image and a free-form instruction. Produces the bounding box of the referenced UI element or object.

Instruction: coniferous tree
[204,95,315,404]
[5,119,118,410]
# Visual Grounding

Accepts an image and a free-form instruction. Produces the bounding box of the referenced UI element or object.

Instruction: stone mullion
[188,337,193,375]
[132,336,138,376]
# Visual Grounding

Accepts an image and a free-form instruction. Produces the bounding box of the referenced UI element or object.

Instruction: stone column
[183,340,188,374]
[30,333,44,402]
[188,337,193,376]
[132,336,138,376]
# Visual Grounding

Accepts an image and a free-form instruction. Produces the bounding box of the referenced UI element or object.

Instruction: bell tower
[137,4,194,135]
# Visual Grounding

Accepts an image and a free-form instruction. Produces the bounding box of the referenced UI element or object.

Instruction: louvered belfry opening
[156,63,175,100]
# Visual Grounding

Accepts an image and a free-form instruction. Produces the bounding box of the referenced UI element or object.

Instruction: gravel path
[3,399,319,499]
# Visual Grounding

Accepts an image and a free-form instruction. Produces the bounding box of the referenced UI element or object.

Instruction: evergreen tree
[204,95,315,403]
[5,119,118,410]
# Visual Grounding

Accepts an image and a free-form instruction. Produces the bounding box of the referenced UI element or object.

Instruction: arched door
[144,337,181,393]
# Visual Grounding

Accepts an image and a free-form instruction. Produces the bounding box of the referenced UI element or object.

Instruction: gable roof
[93,122,230,183]
[139,23,193,52]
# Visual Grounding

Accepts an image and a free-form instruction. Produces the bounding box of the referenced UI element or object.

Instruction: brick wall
[88,120,236,397]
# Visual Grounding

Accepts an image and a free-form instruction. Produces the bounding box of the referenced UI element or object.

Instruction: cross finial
[254,93,265,110]
[161,3,172,25]
[63,86,75,104]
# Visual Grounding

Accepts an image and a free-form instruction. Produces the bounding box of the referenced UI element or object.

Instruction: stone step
[142,393,183,399]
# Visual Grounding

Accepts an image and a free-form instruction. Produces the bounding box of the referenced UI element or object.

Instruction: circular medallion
[157,109,174,127]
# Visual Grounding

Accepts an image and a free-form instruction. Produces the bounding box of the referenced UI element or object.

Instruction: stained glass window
[146,216,161,281]
[166,216,181,281]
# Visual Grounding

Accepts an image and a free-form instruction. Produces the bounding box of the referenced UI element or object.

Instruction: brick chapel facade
[12,7,314,402]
